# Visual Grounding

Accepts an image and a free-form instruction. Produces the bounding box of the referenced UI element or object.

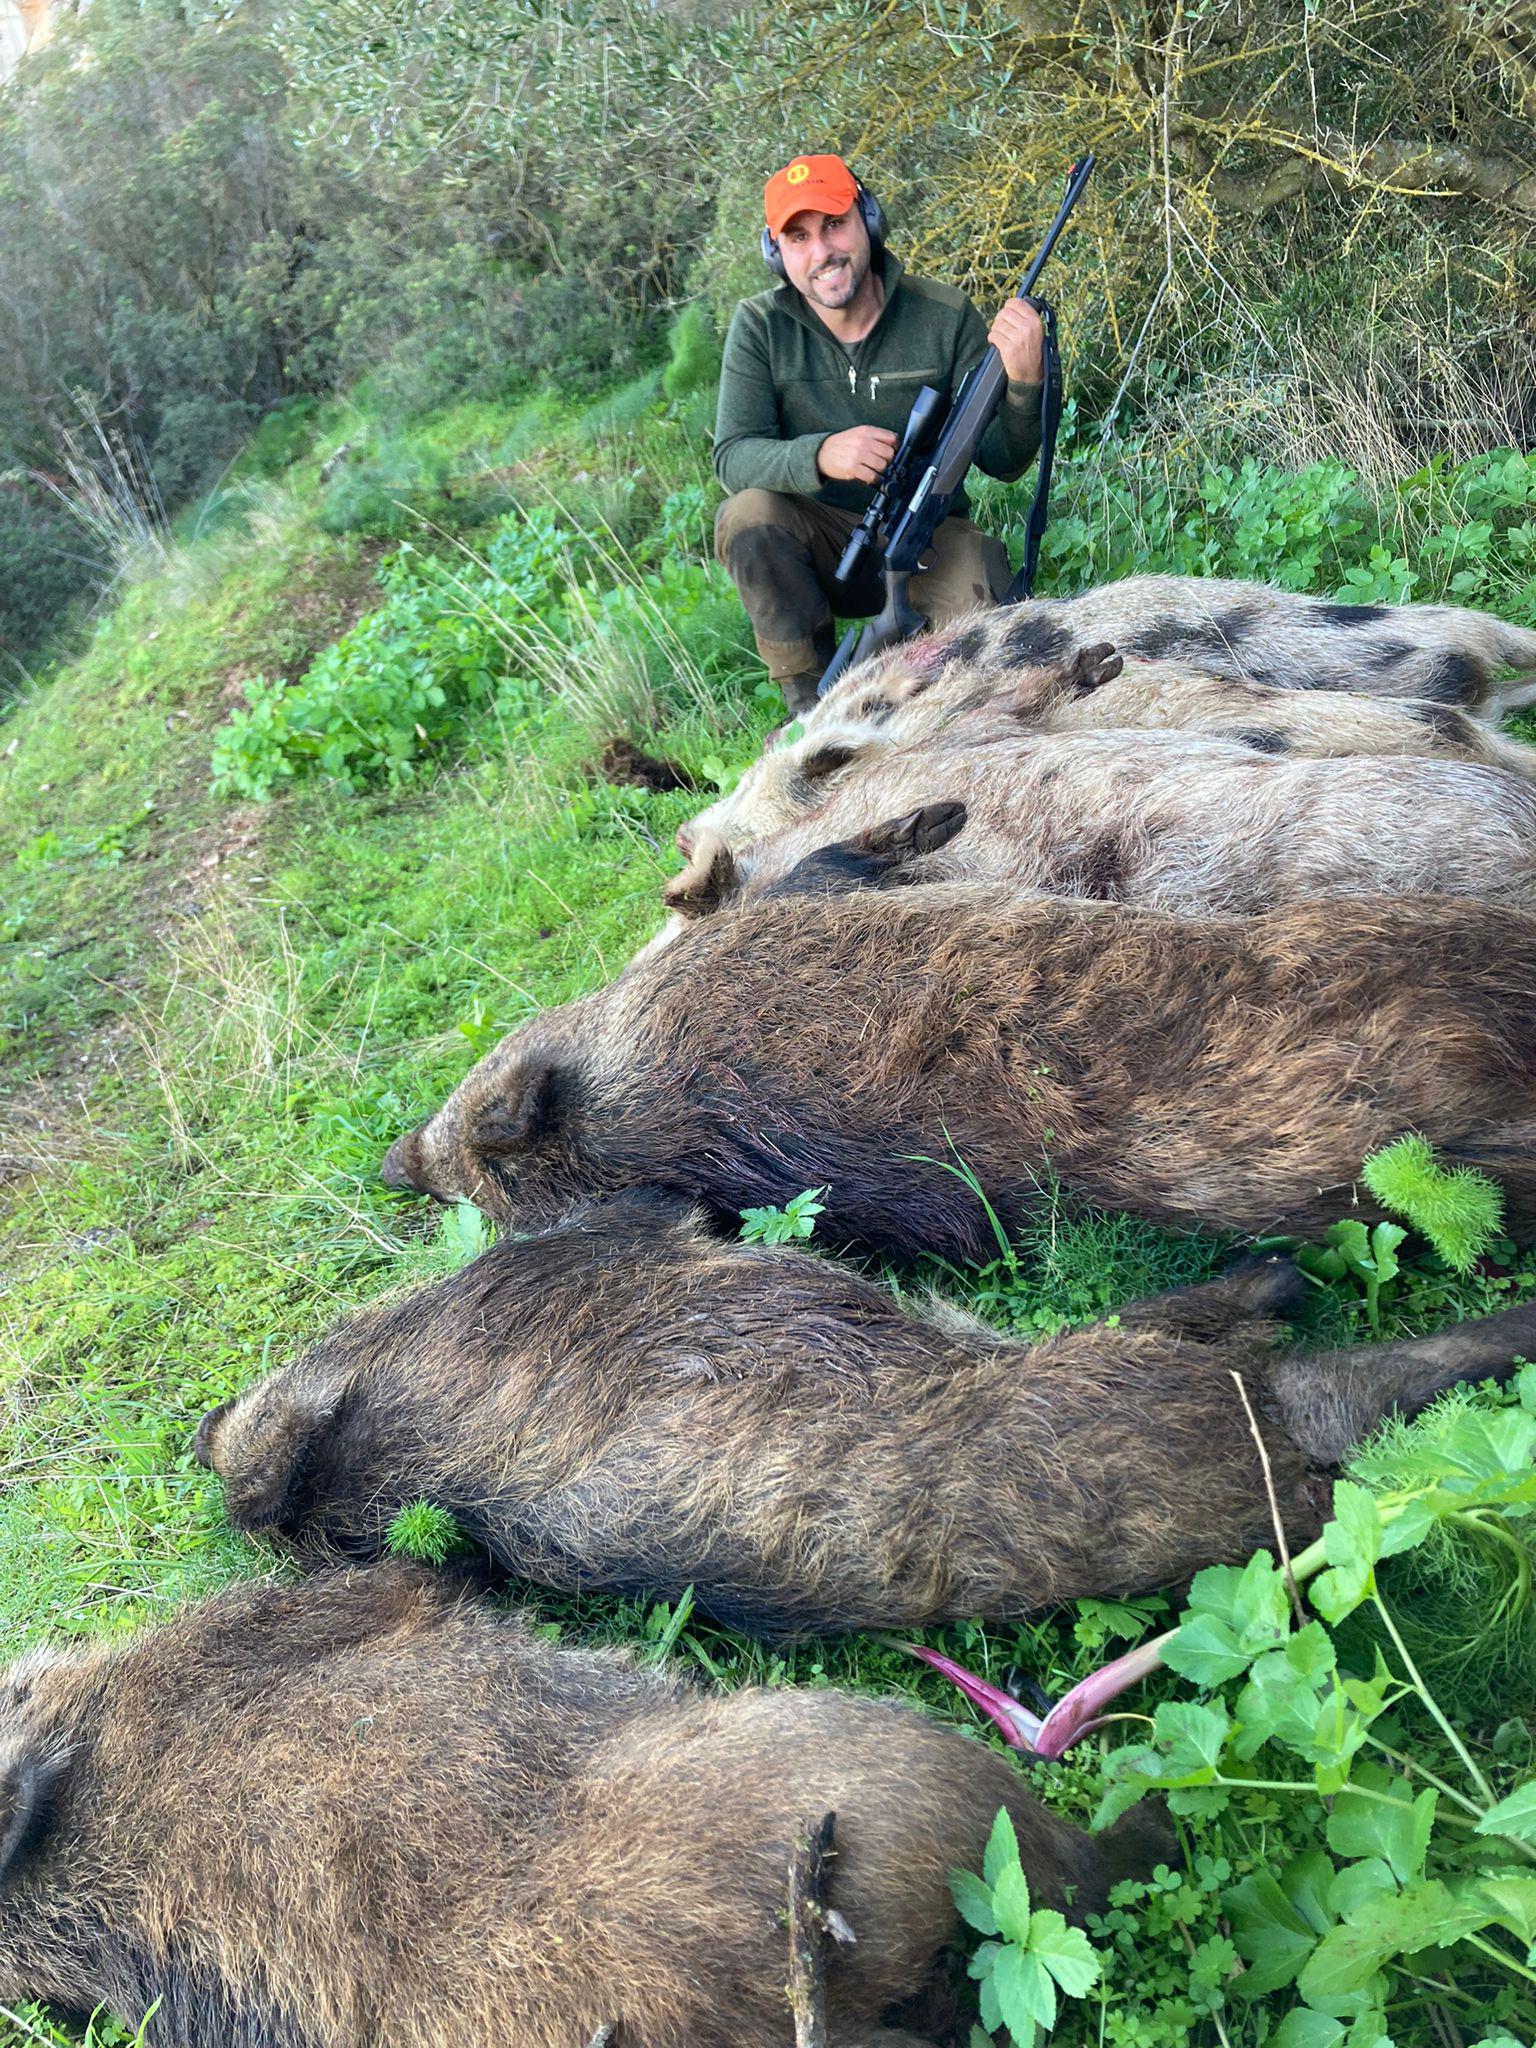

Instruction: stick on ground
[788,1809,845,2047]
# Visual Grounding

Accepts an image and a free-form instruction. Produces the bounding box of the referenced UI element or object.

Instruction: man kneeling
[714,151,1044,713]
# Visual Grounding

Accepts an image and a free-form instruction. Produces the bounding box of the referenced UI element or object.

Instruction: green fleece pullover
[712,253,1043,515]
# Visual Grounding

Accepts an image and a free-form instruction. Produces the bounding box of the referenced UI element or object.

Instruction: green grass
[5,375,1536,2047]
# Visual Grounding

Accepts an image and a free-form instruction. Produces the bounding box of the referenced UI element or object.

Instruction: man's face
[777,206,872,311]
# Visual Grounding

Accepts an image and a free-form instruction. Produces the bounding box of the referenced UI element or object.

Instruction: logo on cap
[786,161,810,185]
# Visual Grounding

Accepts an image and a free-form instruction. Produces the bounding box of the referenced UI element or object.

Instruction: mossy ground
[4,382,1536,2048]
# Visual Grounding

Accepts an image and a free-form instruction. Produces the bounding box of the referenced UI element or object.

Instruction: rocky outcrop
[1,1,59,84]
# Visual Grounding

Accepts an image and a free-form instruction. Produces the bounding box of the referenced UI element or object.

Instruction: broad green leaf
[1310,1483,1385,1622]
[994,1941,1055,2037]
[1327,1775,1436,1882]
[1296,1921,1394,2002]
[1281,1848,1337,1934]
[1375,1493,1438,1557]
[1234,1647,1328,1761]
[1150,1698,1230,1783]
[1467,1872,1536,1946]
[984,1807,1020,1891]
[1165,1612,1250,1688]
[949,1867,1000,1936]
[1310,1688,1371,1780]
[1184,1552,1291,1657]
[978,1966,1002,2033]
[1299,1880,1491,2001]
[1435,1407,1536,1490]
[1273,2011,1345,2048]
[1328,1219,1372,1270]
[1091,1746,1164,1828]
[969,1938,1002,1982]
[1476,1780,1536,1846]
[991,1863,1034,1947]
[1368,1221,1406,1282]
[1326,1859,1396,1918]
[1024,1908,1101,1998]
[1226,1871,1319,1994]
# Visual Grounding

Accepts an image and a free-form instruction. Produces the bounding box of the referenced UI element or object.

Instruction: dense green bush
[210,508,577,796]
[974,436,1536,616]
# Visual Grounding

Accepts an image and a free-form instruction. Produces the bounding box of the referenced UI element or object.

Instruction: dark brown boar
[379,889,1536,1259]
[0,1563,1168,2048]
[661,723,1536,928]
[195,1192,1536,1637]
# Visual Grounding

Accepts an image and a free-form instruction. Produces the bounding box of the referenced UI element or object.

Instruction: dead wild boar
[662,723,1536,926]
[677,642,1536,862]
[0,1563,1169,2048]
[856,576,1536,715]
[379,888,1536,1257]
[195,1192,1536,1637]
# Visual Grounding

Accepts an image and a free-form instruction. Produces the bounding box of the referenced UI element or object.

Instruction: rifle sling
[1004,294,1061,605]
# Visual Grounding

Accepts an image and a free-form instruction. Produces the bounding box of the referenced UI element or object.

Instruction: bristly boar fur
[0,1564,1170,2047]
[862,576,1536,714]
[196,1195,1536,1636]
[662,721,1536,928]
[379,889,1536,1257]
[675,642,1536,861]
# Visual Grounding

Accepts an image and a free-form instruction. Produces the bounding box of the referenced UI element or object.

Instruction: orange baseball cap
[764,153,860,238]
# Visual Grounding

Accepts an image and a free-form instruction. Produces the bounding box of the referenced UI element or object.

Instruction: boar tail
[1266,1298,1536,1465]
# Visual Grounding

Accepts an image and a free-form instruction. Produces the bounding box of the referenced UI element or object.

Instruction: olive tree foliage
[276,0,753,364]
[698,0,1536,469]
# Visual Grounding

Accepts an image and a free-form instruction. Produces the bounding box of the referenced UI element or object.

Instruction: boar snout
[381,1129,428,1195]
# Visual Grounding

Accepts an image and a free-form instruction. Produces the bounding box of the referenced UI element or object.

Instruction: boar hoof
[1066,641,1124,695]
[859,802,967,862]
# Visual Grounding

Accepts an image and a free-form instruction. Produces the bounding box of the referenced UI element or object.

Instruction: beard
[804,245,868,309]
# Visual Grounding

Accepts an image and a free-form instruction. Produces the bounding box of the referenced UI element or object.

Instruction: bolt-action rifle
[816,153,1094,698]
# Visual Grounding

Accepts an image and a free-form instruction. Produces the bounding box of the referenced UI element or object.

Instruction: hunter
[713,151,1045,714]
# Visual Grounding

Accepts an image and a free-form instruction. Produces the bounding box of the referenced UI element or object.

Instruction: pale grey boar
[678,641,1536,861]
[663,724,1536,925]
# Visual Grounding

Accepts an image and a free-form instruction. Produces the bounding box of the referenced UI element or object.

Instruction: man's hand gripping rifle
[817,153,1094,699]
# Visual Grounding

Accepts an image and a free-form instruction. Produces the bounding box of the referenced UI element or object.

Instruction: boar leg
[1110,1253,1309,1343]
[1268,1297,1536,1464]
[1060,640,1124,697]
[766,803,968,901]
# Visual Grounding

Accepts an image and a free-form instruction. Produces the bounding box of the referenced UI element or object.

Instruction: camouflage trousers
[714,487,1011,690]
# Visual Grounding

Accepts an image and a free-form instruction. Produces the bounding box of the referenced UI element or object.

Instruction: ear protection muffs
[762,181,887,278]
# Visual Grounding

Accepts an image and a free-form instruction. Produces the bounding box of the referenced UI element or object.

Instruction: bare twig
[788,1810,848,2048]
[1230,1370,1304,1625]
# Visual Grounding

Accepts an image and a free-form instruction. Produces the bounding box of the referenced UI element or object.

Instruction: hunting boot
[778,623,838,718]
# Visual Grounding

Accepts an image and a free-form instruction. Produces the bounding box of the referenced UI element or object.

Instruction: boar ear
[192,1397,233,1469]
[798,739,861,784]
[204,1381,347,1533]
[662,835,738,919]
[769,801,967,900]
[472,1062,562,1160]
[0,1742,67,1886]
